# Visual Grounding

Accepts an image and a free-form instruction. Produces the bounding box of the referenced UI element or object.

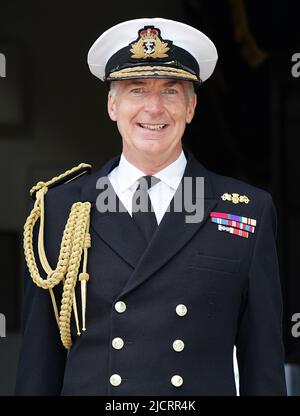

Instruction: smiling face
[107,78,197,170]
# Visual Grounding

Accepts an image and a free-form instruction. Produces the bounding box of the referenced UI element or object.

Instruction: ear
[186,93,197,124]
[107,91,117,121]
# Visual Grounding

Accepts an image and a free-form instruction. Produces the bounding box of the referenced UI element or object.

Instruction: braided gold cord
[23,191,77,290]
[23,164,92,350]
[59,202,91,349]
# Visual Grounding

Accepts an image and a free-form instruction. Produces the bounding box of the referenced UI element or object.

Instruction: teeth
[139,123,166,130]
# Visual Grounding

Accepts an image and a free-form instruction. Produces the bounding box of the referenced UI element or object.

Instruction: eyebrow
[163,80,179,87]
[126,79,180,87]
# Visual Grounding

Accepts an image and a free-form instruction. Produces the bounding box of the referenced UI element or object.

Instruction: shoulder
[29,155,121,205]
[205,168,277,236]
[187,150,272,211]
[208,168,273,209]
[29,163,93,206]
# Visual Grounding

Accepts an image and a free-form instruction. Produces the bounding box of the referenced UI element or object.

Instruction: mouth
[137,123,168,131]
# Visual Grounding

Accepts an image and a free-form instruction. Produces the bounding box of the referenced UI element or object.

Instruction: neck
[123,148,182,175]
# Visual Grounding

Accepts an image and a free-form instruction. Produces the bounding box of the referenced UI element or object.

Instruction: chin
[138,141,167,155]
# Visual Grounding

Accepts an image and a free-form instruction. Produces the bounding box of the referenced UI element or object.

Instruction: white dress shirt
[108,151,187,224]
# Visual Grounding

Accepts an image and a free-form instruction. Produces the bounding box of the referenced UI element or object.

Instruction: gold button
[115,301,126,313]
[176,304,187,316]
[171,375,184,387]
[110,374,122,386]
[112,337,124,350]
[173,339,185,352]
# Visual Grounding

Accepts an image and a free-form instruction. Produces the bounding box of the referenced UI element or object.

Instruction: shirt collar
[117,150,187,192]
[117,154,145,192]
[154,150,186,190]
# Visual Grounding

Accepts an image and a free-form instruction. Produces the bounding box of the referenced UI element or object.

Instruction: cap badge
[130,26,171,60]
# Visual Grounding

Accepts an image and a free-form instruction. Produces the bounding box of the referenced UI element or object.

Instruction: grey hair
[109,81,118,97]
[187,82,196,97]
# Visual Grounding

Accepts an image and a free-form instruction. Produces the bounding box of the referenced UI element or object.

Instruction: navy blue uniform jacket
[15,151,287,395]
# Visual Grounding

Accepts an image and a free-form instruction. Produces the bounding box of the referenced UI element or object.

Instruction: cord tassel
[79,272,89,331]
[72,291,81,336]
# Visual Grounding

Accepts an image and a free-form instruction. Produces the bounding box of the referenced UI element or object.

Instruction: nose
[144,92,164,115]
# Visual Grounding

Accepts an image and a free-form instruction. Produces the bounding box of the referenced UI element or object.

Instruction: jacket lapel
[81,156,148,269]
[117,151,218,298]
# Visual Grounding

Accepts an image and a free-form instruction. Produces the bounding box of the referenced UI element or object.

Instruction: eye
[130,87,146,95]
[162,88,178,95]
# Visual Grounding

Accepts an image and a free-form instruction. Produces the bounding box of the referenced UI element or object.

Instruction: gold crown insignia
[130,26,170,60]
[140,28,159,39]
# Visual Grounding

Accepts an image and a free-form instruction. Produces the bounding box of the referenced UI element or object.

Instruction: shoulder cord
[23,163,92,349]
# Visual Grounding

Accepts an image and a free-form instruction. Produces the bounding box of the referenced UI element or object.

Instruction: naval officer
[15,17,287,396]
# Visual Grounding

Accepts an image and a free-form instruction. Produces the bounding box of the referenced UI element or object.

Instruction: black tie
[132,175,160,242]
